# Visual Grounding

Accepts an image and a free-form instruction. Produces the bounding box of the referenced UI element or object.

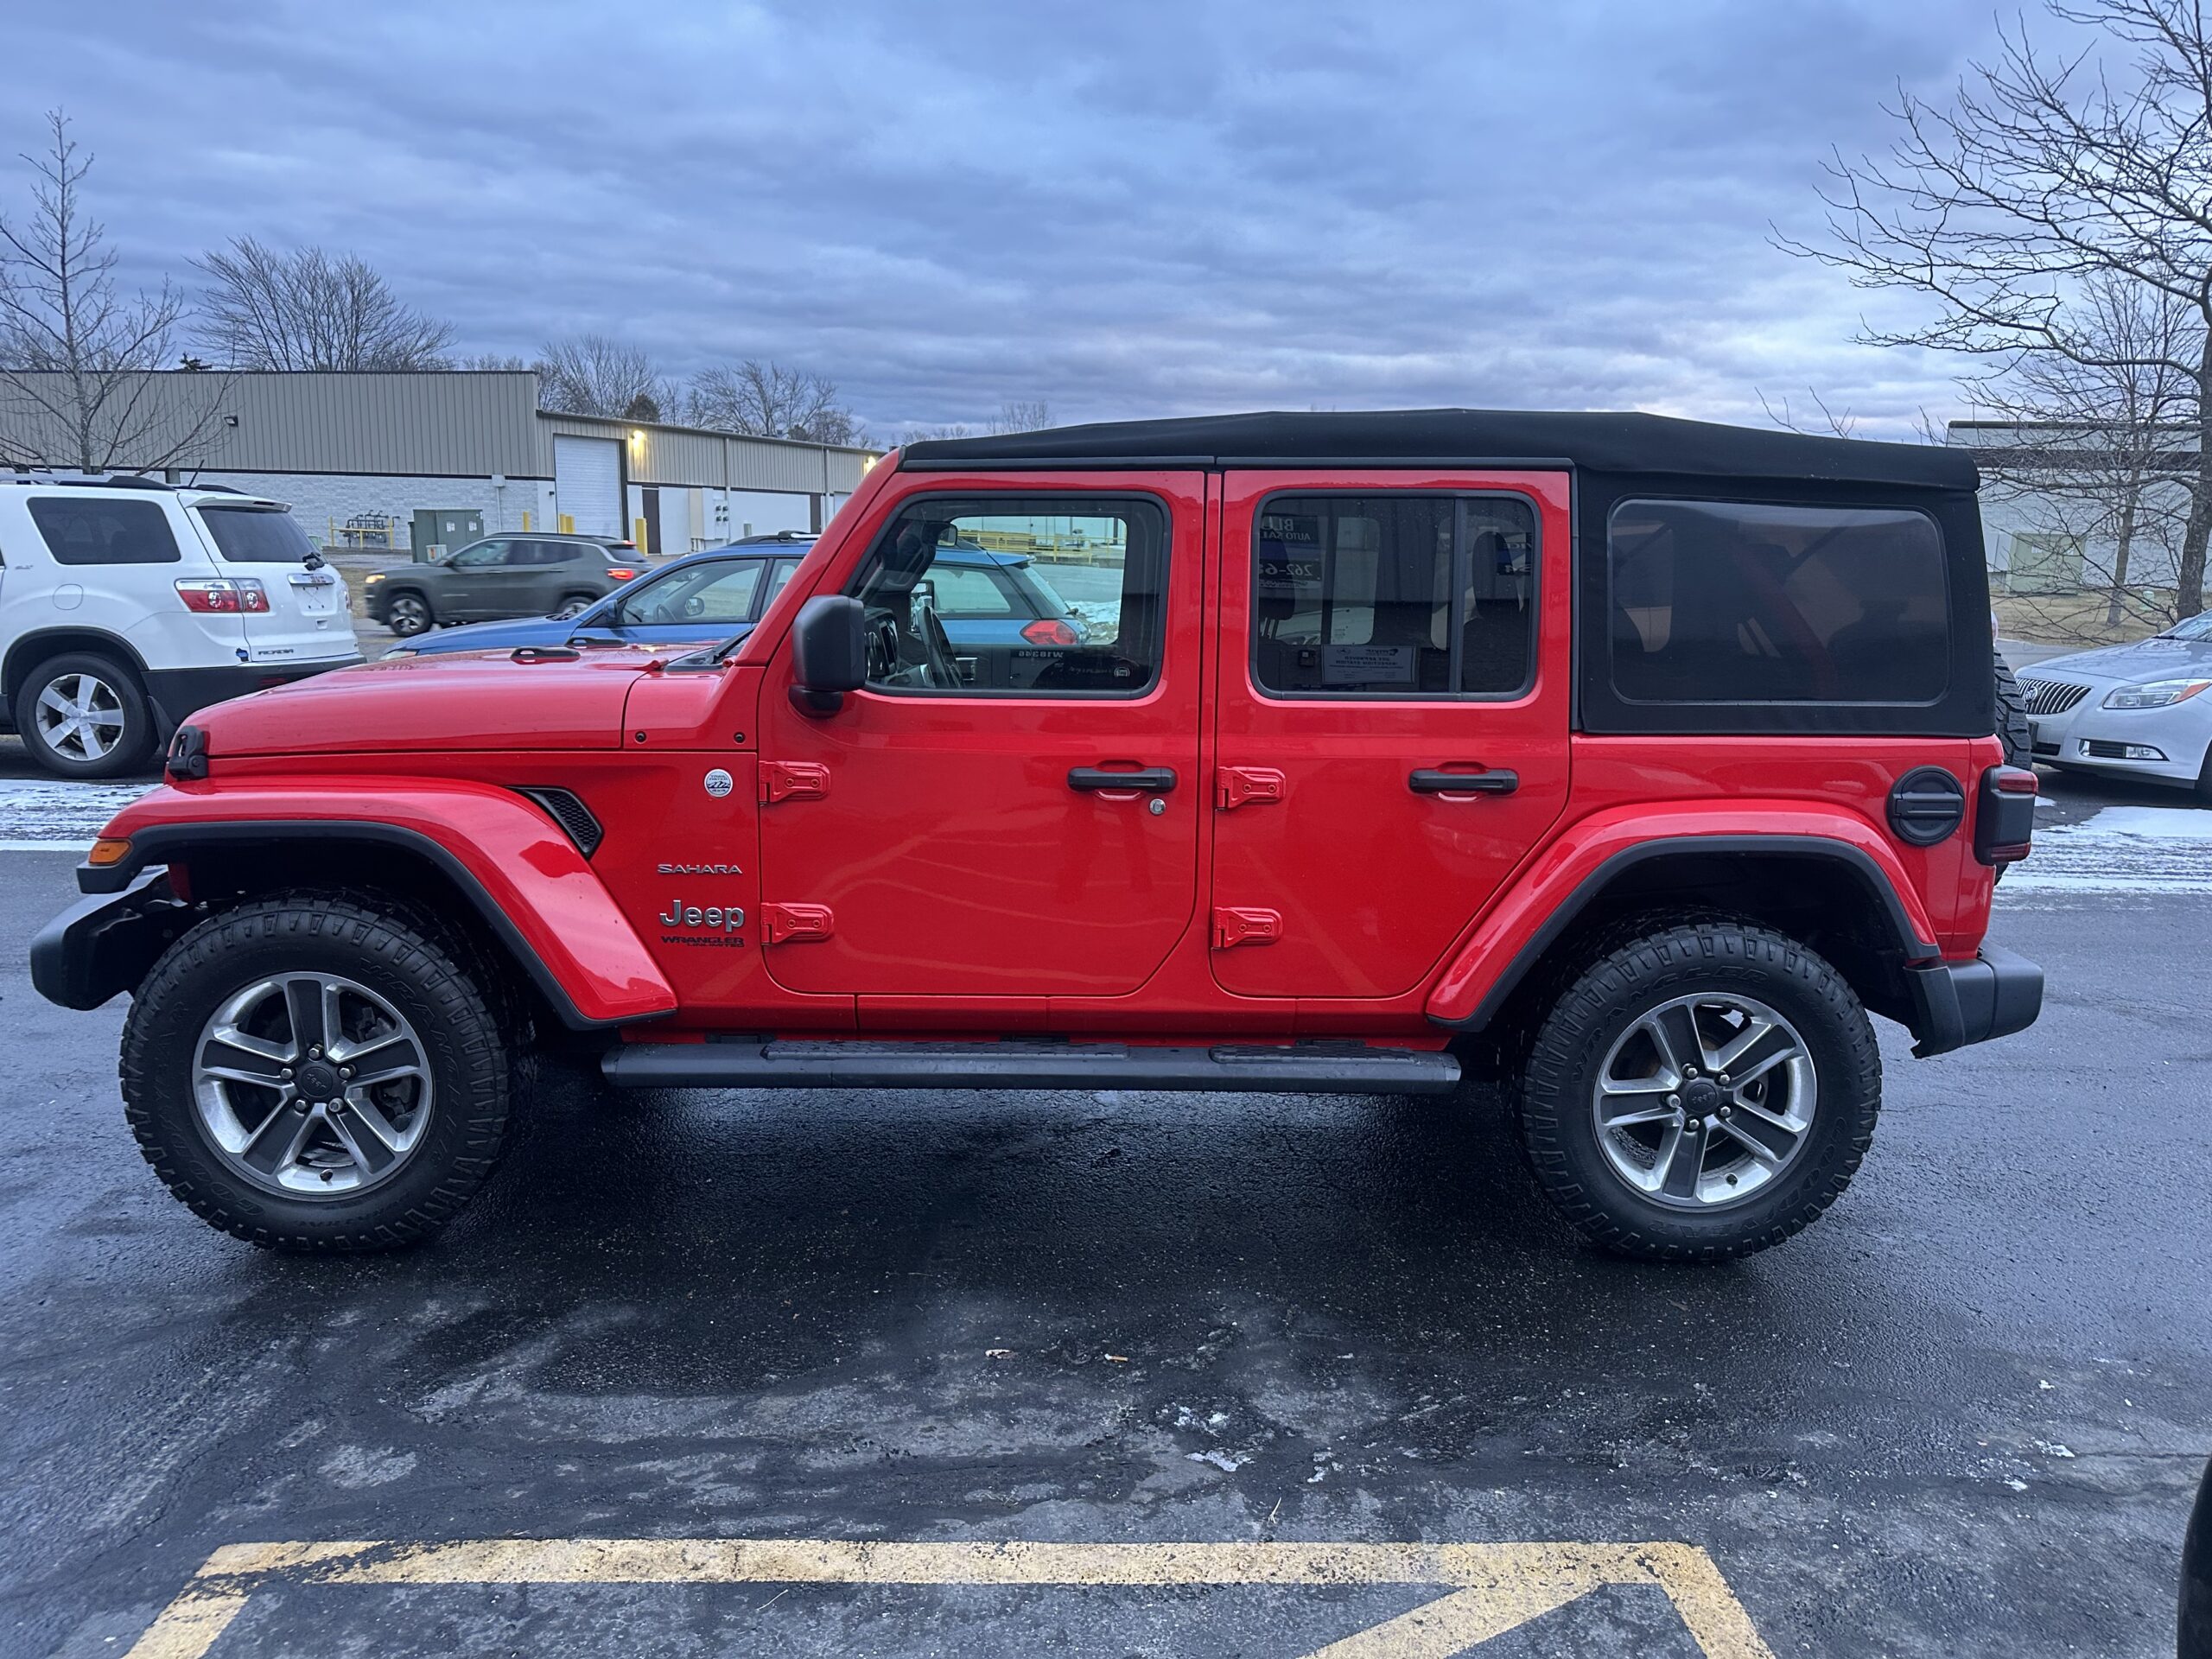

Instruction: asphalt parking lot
[1,744,2207,1657]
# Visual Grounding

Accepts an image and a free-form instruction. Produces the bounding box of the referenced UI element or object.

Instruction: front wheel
[1516,920,1881,1262]
[14,652,157,779]
[385,591,433,636]
[120,896,512,1251]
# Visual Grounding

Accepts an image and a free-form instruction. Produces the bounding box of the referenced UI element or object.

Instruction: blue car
[382,535,1090,677]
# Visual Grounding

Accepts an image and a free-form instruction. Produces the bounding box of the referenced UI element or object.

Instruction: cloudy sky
[8,0,2041,440]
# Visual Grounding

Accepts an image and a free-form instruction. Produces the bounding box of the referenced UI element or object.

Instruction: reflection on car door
[755,475,1205,1008]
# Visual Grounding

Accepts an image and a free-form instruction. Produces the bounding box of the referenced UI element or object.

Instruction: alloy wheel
[389,594,429,635]
[191,974,434,1197]
[34,671,127,761]
[1590,992,1818,1210]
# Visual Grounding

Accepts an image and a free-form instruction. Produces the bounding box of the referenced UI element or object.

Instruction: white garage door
[553,436,622,538]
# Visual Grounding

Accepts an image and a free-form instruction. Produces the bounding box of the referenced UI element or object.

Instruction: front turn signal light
[87,837,131,867]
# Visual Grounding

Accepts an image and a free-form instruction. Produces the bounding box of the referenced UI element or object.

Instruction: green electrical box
[410,508,484,563]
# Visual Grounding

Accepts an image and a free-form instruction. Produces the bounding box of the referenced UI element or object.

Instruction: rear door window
[28,498,182,566]
[1607,500,1948,704]
[1252,494,1537,696]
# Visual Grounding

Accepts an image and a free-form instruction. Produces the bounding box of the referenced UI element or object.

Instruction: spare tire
[1994,646,2033,767]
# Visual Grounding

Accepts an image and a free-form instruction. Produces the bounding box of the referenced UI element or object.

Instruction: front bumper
[142,658,363,728]
[1904,945,2044,1058]
[29,874,193,1010]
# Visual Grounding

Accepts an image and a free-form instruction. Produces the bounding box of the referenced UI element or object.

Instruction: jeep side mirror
[790,594,865,715]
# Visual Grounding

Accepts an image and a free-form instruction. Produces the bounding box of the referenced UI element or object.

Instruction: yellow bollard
[557,513,575,535]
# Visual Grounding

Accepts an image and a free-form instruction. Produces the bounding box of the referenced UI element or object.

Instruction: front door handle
[1069,766,1177,792]
[1409,767,1519,796]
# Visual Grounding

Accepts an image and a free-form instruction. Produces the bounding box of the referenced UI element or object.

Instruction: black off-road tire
[1994,646,2033,767]
[120,895,511,1252]
[1517,919,1881,1262]
[13,651,158,779]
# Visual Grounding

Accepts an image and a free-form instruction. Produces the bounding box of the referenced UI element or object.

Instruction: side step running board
[601,1039,1461,1096]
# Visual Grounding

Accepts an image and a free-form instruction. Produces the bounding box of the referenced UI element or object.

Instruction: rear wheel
[1994,646,2032,766]
[120,896,511,1251]
[1516,919,1881,1262]
[551,592,597,619]
[13,652,156,779]
[385,590,433,636]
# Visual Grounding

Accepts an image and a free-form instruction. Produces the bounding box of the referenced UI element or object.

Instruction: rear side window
[1252,493,1537,696]
[197,506,317,563]
[1607,500,1948,704]
[28,499,181,566]
[928,563,1027,617]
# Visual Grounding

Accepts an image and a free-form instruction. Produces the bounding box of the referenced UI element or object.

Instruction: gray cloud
[7,0,2008,439]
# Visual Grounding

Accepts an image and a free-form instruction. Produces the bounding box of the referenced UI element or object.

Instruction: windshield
[2158,612,2212,641]
[197,505,319,563]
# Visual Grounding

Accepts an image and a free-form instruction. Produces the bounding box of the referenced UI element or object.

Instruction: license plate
[290,573,340,616]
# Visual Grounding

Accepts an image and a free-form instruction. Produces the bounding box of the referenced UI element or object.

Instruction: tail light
[1020,618,1080,647]
[605,567,639,582]
[1974,766,2038,866]
[175,577,270,613]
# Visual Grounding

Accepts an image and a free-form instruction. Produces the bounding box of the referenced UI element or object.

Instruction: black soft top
[900,409,1977,492]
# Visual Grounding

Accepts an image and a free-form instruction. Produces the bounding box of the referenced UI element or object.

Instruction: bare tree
[536,335,669,417]
[683,359,864,444]
[988,400,1052,435]
[1777,0,2212,619]
[459,352,531,372]
[0,111,226,472]
[1758,387,1860,438]
[194,237,454,370]
[1963,273,2198,633]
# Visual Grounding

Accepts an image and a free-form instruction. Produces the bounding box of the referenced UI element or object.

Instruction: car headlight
[2102,677,2211,709]
[364,573,385,584]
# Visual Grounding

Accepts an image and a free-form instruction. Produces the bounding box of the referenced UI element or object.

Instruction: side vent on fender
[1886,766,1967,847]
[517,786,603,857]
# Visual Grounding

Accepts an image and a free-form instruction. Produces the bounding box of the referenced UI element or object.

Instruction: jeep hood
[188,649,665,755]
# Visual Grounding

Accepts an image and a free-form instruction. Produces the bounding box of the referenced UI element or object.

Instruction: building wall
[627,483,817,551]
[194,470,557,550]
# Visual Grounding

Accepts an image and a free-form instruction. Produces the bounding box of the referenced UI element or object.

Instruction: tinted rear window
[28,498,182,565]
[1607,500,1948,704]
[197,505,317,563]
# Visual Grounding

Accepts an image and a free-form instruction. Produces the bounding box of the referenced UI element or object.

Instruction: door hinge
[1215,766,1286,810]
[1212,906,1282,949]
[760,760,830,804]
[760,902,835,944]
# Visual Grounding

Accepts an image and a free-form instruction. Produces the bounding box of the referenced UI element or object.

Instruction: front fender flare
[1425,803,1942,1032]
[76,779,677,1028]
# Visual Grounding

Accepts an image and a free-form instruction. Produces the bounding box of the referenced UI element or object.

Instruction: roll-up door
[554,436,622,538]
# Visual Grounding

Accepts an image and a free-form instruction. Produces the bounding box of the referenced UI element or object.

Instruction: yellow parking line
[130,1536,1777,1658]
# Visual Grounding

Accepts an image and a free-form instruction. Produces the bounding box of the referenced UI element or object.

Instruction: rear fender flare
[1426,804,1942,1031]
[78,779,676,1028]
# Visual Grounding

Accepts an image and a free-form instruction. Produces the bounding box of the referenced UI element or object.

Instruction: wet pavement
[1,784,2208,1656]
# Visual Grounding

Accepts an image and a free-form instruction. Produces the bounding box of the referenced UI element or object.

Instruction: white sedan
[2018,612,2212,800]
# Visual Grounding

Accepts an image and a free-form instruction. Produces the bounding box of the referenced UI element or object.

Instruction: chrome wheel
[35,671,128,761]
[1591,992,1816,1211]
[387,594,430,635]
[191,974,433,1198]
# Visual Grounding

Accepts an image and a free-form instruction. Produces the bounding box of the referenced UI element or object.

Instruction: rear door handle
[1069,766,1177,792]
[1408,768,1518,796]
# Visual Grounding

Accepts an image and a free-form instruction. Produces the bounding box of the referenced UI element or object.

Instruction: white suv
[0,477,362,778]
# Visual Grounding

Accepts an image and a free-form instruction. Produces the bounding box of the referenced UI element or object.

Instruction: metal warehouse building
[1,371,879,557]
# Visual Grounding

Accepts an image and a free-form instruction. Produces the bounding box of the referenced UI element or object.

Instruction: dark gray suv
[361,534,645,636]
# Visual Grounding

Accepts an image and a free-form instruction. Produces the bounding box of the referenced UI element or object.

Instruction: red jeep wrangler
[32,411,2043,1261]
